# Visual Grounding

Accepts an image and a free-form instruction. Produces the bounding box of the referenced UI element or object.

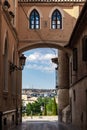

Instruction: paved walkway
[11,116,78,130]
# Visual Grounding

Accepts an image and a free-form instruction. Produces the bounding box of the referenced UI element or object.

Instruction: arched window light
[51,9,62,29]
[30,9,40,29]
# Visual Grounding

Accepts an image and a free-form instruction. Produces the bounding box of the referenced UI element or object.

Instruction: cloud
[26,52,57,62]
[25,50,57,73]
[25,63,57,73]
[26,52,40,62]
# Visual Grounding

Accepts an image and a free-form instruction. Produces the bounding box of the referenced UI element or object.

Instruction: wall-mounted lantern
[3,0,10,9]
[10,54,26,72]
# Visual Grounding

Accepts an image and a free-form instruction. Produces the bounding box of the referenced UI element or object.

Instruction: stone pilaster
[58,50,69,122]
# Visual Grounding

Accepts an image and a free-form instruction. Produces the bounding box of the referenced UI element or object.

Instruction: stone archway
[18,40,71,53]
[17,0,77,123]
[18,40,71,123]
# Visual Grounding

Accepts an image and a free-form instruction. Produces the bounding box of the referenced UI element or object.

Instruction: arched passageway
[0,0,85,130]
[19,41,71,124]
[17,1,76,124]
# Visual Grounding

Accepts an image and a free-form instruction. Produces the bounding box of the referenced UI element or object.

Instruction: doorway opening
[22,48,58,122]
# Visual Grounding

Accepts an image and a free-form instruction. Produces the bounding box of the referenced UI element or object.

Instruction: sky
[22,48,58,90]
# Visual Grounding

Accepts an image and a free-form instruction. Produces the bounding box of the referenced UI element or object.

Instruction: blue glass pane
[57,25,60,29]
[53,12,56,16]
[31,16,34,20]
[52,25,56,29]
[57,16,61,20]
[57,20,60,24]
[52,21,56,24]
[31,25,34,29]
[52,16,56,20]
[56,12,60,15]
[31,12,34,16]
[31,21,34,24]
[36,25,39,29]
[36,16,39,20]
[35,21,39,24]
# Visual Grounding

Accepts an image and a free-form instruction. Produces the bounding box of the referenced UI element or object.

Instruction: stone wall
[17,2,81,52]
[69,77,87,130]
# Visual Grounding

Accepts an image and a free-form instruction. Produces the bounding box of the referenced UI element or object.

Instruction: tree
[26,103,32,116]
[32,101,41,115]
[37,97,44,107]
[25,97,58,116]
[52,97,58,115]
[44,101,47,115]
[46,98,53,115]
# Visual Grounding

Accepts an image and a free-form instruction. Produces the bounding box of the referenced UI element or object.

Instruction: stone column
[58,50,69,122]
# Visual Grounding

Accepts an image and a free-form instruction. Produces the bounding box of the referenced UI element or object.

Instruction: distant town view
[22,89,58,116]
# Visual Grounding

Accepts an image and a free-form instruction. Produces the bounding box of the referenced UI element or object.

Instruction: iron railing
[18,0,86,3]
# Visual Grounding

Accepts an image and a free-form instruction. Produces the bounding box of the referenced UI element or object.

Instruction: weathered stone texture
[69,77,87,130]
[58,89,69,110]
[58,50,69,89]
